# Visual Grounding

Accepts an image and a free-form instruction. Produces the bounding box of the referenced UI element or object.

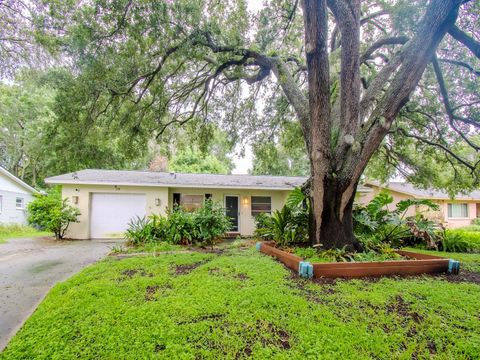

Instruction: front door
[225,196,239,232]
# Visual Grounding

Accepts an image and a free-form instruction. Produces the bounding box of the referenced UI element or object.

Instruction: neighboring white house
[0,166,39,225]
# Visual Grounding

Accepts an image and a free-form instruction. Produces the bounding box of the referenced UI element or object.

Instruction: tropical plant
[125,216,157,246]
[285,187,309,210]
[254,205,308,247]
[353,192,440,248]
[27,188,80,239]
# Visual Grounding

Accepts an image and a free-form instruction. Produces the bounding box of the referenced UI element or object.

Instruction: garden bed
[257,242,457,278]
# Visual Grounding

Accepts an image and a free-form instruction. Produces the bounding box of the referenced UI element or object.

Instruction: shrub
[192,200,232,246]
[125,200,231,246]
[471,218,480,226]
[165,207,196,245]
[254,205,308,247]
[456,224,480,232]
[27,188,80,239]
[439,229,480,252]
[438,232,475,253]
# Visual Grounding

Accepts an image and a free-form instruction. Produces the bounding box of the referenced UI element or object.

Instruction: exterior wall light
[242,197,249,205]
[72,196,79,204]
[155,198,161,206]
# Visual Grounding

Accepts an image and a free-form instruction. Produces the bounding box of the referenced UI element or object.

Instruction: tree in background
[16,0,480,249]
[169,148,231,174]
[252,121,309,176]
[0,71,56,186]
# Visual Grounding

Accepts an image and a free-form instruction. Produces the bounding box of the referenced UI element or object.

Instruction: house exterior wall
[61,184,289,239]
[0,173,35,225]
[167,187,289,236]
[62,184,169,239]
[359,185,479,228]
[440,200,478,228]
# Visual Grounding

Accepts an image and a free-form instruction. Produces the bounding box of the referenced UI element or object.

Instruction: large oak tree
[26,0,480,249]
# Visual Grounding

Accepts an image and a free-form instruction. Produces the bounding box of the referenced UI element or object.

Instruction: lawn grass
[0,224,50,244]
[405,247,480,273]
[2,247,479,359]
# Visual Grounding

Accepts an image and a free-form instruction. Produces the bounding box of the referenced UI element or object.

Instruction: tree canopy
[2,0,480,248]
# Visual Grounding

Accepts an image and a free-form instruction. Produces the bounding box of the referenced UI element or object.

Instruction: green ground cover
[2,247,479,359]
[0,224,50,244]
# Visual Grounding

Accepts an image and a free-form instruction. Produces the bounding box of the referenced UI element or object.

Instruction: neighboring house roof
[45,169,373,192]
[365,181,480,201]
[0,166,39,194]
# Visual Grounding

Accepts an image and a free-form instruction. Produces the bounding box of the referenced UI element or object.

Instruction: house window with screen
[251,196,272,216]
[447,203,468,218]
[180,194,204,211]
[16,197,24,210]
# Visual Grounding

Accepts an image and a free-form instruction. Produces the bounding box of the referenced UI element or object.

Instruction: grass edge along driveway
[1,247,479,359]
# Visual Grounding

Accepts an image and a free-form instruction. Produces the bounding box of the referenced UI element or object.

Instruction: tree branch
[360,36,409,64]
[397,127,475,170]
[432,55,480,150]
[448,25,480,59]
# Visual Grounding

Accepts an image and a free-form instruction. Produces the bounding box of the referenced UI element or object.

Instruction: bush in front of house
[125,200,231,246]
[27,187,80,240]
[439,229,480,253]
[353,192,441,249]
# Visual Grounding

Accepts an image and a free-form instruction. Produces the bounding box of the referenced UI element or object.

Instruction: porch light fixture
[72,196,79,204]
[242,197,249,205]
[155,198,161,206]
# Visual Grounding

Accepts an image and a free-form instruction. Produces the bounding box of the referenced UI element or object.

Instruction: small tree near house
[27,187,80,240]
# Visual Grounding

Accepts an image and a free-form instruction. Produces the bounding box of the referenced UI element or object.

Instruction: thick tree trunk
[310,174,361,252]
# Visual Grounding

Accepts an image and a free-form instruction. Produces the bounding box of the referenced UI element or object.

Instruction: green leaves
[27,187,80,239]
[125,200,231,246]
[254,204,309,247]
[353,191,441,247]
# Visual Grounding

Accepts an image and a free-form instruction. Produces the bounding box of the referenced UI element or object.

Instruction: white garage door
[90,193,146,239]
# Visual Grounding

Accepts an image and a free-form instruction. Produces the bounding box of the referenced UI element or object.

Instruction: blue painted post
[299,261,314,279]
[448,259,461,274]
[448,259,454,273]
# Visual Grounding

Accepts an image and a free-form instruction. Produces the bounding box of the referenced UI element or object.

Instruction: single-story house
[44,169,480,239]
[44,169,372,239]
[44,169,304,239]
[0,166,39,224]
[360,181,480,228]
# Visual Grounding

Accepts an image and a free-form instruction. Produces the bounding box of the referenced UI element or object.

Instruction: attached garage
[90,193,146,239]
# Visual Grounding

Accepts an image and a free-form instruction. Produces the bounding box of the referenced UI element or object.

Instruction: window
[180,194,204,211]
[205,193,212,200]
[16,197,24,210]
[448,203,468,218]
[251,196,272,216]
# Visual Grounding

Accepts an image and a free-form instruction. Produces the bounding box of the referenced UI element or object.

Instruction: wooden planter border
[256,242,460,279]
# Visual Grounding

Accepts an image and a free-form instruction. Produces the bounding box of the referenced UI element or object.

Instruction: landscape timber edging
[256,242,459,279]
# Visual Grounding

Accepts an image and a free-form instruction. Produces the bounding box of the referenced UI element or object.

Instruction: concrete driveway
[0,237,123,351]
